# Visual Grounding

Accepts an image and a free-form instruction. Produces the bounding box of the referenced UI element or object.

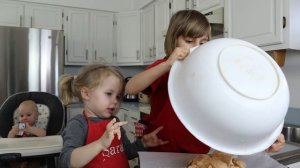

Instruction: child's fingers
[116,129,122,140]
[151,126,164,135]
[113,121,128,128]
[106,118,117,130]
[159,140,169,145]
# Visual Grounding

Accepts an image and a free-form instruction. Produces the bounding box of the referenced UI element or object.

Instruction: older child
[59,64,167,168]
[125,9,285,154]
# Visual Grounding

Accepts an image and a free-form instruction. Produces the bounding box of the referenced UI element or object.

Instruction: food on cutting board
[186,151,246,168]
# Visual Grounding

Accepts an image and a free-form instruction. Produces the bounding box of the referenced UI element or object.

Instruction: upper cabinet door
[91,11,114,64]
[193,0,224,13]
[24,4,63,30]
[0,1,24,27]
[141,4,155,63]
[154,0,170,59]
[116,11,141,65]
[64,8,90,65]
[171,0,188,14]
[226,0,283,47]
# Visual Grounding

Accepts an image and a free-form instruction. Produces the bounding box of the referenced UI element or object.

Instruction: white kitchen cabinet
[141,3,155,63]
[171,0,192,14]
[90,11,115,64]
[117,108,127,121]
[121,105,143,168]
[64,8,115,65]
[64,8,90,65]
[154,0,170,59]
[192,0,224,13]
[0,1,23,27]
[0,0,63,30]
[120,106,140,168]
[141,0,170,63]
[24,4,63,30]
[225,0,300,51]
[116,11,141,65]
[123,108,140,142]
[67,105,83,121]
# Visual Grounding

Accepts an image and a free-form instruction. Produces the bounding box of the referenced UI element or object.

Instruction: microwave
[205,8,224,39]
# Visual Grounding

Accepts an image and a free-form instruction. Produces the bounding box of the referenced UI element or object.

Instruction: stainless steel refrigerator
[0,26,64,106]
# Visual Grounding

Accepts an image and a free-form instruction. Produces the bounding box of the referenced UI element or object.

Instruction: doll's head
[17,100,39,126]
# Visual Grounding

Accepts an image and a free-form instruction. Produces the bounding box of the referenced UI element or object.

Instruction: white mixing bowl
[168,38,289,155]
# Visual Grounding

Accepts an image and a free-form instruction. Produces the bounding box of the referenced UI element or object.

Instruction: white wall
[282,50,300,108]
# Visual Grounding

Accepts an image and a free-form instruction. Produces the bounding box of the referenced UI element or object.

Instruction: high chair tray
[0,135,62,157]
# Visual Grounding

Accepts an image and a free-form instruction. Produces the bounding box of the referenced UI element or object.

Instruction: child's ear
[81,87,90,100]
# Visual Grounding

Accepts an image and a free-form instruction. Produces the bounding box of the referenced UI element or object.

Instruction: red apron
[84,112,129,168]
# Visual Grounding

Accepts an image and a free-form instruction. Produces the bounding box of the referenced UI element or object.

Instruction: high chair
[0,92,65,167]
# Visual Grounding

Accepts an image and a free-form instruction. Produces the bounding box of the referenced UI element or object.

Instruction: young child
[7,100,46,168]
[7,100,46,138]
[59,64,168,168]
[125,9,285,154]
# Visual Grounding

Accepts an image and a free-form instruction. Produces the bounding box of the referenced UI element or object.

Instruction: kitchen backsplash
[285,107,300,126]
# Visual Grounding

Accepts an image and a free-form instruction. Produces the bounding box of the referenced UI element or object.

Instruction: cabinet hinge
[113,20,117,26]
[169,2,171,9]
[62,12,64,18]
[66,49,68,56]
[66,16,68,22]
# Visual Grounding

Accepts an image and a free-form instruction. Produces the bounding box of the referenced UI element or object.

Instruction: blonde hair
[164,10,211,56]
[59,64,125,105]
